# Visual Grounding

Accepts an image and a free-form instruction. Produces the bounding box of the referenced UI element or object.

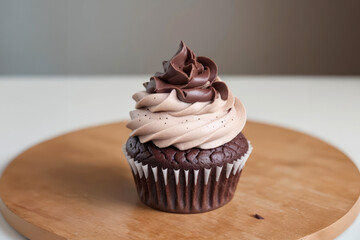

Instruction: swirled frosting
[126,41,246,150]
[144,41,228,104]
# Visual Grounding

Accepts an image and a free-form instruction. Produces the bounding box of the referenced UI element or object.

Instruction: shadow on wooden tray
[43,160,146,209]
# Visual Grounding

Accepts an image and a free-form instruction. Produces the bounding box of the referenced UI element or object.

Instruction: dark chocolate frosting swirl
[144,41,228,103]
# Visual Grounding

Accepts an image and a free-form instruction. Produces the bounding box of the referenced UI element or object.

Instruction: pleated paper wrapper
[122,142,253,213]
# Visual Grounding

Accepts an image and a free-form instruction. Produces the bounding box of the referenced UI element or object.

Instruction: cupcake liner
[122,141,253,213]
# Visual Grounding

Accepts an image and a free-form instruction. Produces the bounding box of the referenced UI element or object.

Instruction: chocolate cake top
[126,132,248,169]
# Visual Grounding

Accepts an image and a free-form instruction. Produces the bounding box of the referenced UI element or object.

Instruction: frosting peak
[144,41,228,103]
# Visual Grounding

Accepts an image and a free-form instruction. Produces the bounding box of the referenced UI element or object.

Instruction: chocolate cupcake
[123,41,252,213]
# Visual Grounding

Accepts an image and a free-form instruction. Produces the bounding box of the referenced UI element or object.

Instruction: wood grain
[0,121,359,240]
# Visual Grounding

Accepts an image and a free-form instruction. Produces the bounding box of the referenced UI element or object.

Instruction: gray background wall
[0,0,359,75]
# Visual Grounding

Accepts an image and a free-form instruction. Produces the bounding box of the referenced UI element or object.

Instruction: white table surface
[0,76,359,239]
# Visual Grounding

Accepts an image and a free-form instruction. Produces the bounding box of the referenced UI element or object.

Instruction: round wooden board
[0,121,359,240]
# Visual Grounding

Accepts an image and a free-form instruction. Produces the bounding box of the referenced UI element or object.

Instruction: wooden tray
[0,121,359,240]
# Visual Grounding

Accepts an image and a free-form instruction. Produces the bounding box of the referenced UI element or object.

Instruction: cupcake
[123,41,252,213]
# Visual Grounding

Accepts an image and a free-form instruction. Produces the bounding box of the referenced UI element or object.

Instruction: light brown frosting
[126,77,246,150]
